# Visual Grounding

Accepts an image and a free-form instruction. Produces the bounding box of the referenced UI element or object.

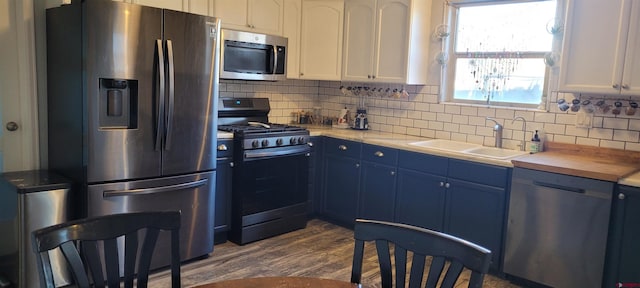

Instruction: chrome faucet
[486,117,503,148]
[512,116,527,151]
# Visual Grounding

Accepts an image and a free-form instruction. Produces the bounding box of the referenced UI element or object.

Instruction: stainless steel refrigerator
[46,0,220,273]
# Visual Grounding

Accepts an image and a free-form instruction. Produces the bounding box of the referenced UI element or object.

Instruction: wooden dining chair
[351,219,492,288]
[31,211,181,288]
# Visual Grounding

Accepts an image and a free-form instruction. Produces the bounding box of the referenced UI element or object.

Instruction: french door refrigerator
[46,0,221,271]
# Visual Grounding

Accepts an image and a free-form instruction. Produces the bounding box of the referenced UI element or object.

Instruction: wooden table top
[191,277,361,288]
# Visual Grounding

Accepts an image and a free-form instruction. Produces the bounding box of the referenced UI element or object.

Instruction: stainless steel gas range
[218,98,311,244]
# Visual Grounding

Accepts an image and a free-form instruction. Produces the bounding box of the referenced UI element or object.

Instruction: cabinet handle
[439,182,445,187]
[300,73,304,76]
[372,75,376,79]
[445,183,450,188]
[622,84,630,90]
[613,83,620,89]
[374,151,384,157]
[307,142,314,147]
[355,163,360,168]
[217,144,228,151]
[338,145,348,151]
[619,193,626,200]
[229,162,234,168]
[390,171,395,176]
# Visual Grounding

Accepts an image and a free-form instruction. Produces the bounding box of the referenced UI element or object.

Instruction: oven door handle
[103,179,208,198]
[244,145,310,160]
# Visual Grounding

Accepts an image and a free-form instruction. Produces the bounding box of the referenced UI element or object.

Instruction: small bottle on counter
[530,130,542,153]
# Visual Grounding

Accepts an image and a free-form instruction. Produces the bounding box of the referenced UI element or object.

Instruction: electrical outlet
[576,112,593,128]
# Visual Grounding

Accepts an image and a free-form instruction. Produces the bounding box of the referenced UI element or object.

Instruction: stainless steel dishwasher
[504,168,613,288]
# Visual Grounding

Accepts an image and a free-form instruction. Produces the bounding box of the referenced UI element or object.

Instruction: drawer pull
[338,145,348,151]
[217,144,228,151]
[619,193,626,200]
[374,151,384,157]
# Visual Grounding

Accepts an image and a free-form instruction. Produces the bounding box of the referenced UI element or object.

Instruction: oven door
[233,147,309,221]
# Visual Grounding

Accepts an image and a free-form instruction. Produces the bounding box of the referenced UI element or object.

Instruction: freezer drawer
[87,171,215,271]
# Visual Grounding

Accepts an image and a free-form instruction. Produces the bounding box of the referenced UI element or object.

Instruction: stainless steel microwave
[220,29,287,81]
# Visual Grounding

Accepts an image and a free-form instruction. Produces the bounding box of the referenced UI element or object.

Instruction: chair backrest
[31,211,181,288]
[351,219,491,288]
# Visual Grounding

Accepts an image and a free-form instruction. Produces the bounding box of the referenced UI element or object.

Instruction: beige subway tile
[420,129,435,138]
[452,115,469,125]
[543,123,566,134]
[600,140,625,149]
[614,130,640,142]
[435,131,451,139]
[576,137,600,146]
[461,106,478,116]
[429,121,444,130]
[603,117,630,129]
[436,113,453,123]
[445,105,461,114]
[588,128,614,140]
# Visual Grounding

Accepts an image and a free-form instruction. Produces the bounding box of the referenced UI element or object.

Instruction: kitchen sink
[408,139,480,151]
[462,146,528,159]
[408,139,528,160]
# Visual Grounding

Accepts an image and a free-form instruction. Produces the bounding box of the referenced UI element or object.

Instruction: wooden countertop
[511,142,640,182]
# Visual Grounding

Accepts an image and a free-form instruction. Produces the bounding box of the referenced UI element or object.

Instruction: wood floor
[148,219,523,288]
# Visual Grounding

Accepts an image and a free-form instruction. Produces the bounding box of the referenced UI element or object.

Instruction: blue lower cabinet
[605,185,640,287]
[317,139,510,273]
[359,161,397,222]
[445,178,506,271]
[395,168,446,231]
[322,153,360,226]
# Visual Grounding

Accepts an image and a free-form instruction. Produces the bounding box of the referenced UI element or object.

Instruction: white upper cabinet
[342,0,431,84]
[283,0,302,79]
[298,0,344,80]
[559,0,640,96]
[212,0,284,35]
[130,0,184,11]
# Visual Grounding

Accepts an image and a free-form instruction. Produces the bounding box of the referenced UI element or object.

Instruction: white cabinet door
[558,0,634,95]
[187,0,214,16]
[213,0,283,35]
[299,0,344,80]
[284,0,302,78]
[213,0,249,29]
[342,0,376,82]
[341,0,428,84]
[373,0,410,83]
[622,2,640,95]
[248,0,284,35]
[131,0,185,10]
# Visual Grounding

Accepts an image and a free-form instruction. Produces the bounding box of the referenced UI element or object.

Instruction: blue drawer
[361,144,398,166]
[324,137,362,158]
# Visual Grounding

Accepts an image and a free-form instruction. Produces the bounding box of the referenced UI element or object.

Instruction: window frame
[441,0,561,109]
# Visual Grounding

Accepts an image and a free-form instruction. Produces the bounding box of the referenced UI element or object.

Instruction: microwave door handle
[272,46,278,74]
[155,39,166,151]
[165,39,175,150]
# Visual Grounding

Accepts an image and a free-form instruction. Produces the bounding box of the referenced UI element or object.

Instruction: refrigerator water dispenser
[99,78,138,129]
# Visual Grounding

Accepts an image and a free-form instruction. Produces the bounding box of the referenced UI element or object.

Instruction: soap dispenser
[530,130,542,153]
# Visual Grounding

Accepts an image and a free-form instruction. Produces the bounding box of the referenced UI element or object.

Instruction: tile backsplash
[220,79,640,152]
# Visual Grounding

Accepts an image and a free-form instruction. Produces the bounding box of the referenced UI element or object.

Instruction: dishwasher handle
[533,181,585,194]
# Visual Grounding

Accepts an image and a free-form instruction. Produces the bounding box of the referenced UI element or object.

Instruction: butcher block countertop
[511,142,640,182]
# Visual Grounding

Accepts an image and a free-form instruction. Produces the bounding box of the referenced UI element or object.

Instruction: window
[443,0,558,108]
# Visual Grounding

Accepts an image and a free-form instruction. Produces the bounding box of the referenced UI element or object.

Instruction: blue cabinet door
[395,168,446,231]
[322,153,360,226]
[445,178,505,271]
[309,137,323,215]
[359,161,397,222]
[606,185,640,287]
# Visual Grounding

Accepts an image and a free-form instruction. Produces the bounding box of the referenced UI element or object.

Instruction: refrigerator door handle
[155,39,166,151]
[165,39,175,150]
[103,178,208,198]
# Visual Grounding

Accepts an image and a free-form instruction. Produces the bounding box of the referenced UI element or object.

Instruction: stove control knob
[276,138,284,146]
[262,139,270,147]
[290,137,297,144]
[298,137,306,144]
[252,140,260,148]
